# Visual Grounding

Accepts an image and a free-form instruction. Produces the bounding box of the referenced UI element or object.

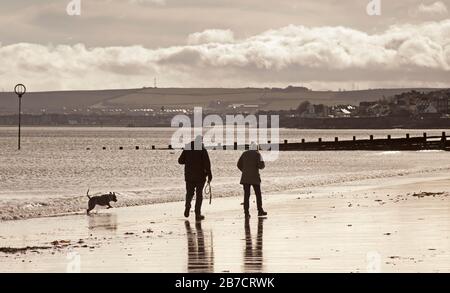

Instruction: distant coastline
[0,86,445,115]
[280,116,450,129]
[1,87,449,129]
[1,114,450,129]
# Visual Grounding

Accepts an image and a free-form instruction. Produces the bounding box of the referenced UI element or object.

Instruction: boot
[184,206,190,218]
[258,210,267,217]
[196,214,205,221]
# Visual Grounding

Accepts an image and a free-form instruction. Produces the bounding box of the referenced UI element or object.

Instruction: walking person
[237,143,267,219]
[178,136,213,221]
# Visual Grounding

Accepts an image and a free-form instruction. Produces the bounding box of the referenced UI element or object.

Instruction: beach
[2,127,450,221]
[1,171,449,273]
[2,0,450,278]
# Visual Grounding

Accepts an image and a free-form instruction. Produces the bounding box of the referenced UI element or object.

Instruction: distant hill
[0,87,445,114]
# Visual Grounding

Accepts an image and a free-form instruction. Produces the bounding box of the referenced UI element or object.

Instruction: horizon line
[1,86,449,94]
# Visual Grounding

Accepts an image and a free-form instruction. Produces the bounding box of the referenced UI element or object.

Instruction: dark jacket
[237,150,265,185]
[178,145,213,183]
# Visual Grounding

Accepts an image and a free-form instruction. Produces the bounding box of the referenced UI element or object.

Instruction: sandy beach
[2,0,450,279]
[0,171,449,273]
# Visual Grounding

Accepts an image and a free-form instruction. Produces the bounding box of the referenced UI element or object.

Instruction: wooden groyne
[276,133,448,151]
[89,132,450,152]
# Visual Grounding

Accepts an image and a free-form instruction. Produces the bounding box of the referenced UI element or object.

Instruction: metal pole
[14,84,26,151]
[18,96,21,150]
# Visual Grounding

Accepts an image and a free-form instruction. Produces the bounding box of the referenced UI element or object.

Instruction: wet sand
[0,173,449,273]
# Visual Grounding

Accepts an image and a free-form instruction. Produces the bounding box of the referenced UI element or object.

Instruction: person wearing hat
[237,142,267,219]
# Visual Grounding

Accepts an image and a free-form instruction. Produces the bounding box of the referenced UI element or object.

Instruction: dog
[86,189,118,215]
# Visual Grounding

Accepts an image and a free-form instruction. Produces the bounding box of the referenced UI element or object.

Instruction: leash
[204,182,212,205]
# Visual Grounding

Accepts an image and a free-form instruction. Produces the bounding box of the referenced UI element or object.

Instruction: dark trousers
[186,181,205,215]
[243,184,263,213]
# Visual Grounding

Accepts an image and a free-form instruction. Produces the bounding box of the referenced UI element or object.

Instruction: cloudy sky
[0,0,449,91]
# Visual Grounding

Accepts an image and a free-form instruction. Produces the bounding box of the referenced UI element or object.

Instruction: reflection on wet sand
[243,218,265,272]
[185,221,214,273]
[88,213,118,231]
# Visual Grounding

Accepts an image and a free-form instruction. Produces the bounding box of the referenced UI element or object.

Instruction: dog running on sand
[86,189,118,215]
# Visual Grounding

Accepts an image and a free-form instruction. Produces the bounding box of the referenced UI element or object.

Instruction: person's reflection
[185,221,214,273]
[88,213,118,231]
[243,217,265,272]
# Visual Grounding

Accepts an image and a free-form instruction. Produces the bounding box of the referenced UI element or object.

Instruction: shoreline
[2,165,450,222]
[1,172,449,273]
[1,124,450,130]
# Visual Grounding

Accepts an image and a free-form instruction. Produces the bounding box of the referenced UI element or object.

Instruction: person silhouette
[178,136,213,221]
[243,217,265,272]
[185,221,214,273]
[237,142,267,218]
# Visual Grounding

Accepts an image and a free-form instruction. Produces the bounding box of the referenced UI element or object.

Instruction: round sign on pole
[14,83,26,151]
[14,84,26,98]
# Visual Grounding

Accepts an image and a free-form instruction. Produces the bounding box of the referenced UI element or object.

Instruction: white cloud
[187,29,235,45]
[411,1,448,17]
[1,21,449,91]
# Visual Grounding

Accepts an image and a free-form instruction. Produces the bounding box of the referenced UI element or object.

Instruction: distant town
[0,88,449,129]
[266,89,450,129]
[284,89,450,119]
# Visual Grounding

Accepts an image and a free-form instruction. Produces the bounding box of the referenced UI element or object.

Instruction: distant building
[423,104,438,114]
[359,101,378,116]
[299,103,317,118]
[413,91,450,115]
[436,95,450,114]
[330,105,357,118]
[298,103,329,118]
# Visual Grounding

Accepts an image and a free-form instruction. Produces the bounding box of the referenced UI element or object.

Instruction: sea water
[0,127,449,220]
